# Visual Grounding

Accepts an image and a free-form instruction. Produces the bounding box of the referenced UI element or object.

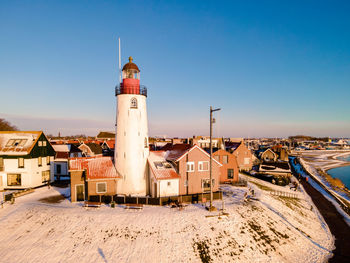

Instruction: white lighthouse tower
[115,56,149,195]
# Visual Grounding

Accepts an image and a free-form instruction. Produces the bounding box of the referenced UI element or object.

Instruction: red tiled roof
[105,140,115,149]
[69,156,120,180]
[148,151,180,180]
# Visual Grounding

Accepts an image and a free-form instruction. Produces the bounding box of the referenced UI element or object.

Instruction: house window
[167,181,171,186]
[0,157,4,171]
[198,161,209,171]
[144,137,148,148]
[222,155,228,164]
[214,155,220,162]
[227,169,234,179]
[38,141,43,147]
[7,174,21,186]
[184,180,188,187]
[46,156,51,165]
[244,158,250,165]
[42,170,50,183]
[38,156,42,167]
[18,158,24,168]
[96,182,107,193]
[202,179,211,191]
[43,141,47,147]
[130,97,138,109]
[186,162,194,172]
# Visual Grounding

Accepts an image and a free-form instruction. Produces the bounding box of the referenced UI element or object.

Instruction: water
[328,154,350,189]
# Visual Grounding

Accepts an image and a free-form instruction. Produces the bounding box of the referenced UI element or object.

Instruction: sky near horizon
[1,0,350,138]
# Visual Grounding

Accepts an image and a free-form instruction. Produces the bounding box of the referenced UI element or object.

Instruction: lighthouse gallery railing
[115,84,147,97]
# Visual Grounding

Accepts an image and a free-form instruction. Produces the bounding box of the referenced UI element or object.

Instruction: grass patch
[249,181,274,191]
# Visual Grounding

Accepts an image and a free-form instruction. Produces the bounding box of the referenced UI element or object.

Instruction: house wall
[159,179,179,197]
[70,170,85,202]
[177,147,220,195]
[0,157,53,189]
[53,161,69,176]
[213,149,239,183]
[87,179,117,196]
[233,143,253,171]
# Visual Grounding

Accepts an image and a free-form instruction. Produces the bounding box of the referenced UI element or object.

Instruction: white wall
[53,161,68,176]
[0,157,53,189]
[115,94,149,195]
[159,179,179,197]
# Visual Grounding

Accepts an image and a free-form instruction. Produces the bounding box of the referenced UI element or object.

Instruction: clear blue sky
[1,0,349,138]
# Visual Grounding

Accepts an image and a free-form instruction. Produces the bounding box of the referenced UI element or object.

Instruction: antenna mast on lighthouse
[118,37,122,83]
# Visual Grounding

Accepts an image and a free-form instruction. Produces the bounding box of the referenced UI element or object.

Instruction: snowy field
[0,179,334,263]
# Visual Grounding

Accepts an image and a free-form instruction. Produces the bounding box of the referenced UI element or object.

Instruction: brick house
[225,141,253,171]
[213,149,239,183]
[165,144,222,196]
[69,156,120,202]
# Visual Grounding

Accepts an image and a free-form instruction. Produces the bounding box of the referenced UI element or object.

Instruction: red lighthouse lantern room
[120,56,140,95]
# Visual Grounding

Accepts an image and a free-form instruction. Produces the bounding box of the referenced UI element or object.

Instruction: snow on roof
[164,144,192,161]
[148,151,180,180]
[0,131,42,156]
[69,156,120,180]
[52,144,70,152]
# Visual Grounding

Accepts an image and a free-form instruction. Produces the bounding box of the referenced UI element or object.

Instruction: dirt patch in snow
[39,194,66,203]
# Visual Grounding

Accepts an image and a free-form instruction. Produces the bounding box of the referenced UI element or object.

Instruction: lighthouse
[115,57,149,196]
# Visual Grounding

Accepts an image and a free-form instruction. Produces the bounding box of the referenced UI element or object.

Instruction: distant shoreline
[296,150,350,198]
[294,150,350,171]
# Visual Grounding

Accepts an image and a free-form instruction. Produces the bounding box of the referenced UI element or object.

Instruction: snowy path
[0,183,333,263]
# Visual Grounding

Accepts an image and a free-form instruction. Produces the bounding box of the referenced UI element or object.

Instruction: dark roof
[122,57,140,72]
[70,144,82,153]
[56,152,69,159]
[225,142,241,151]
[261,161,290,170]
[85,143,102,155]
[164,144,193,161]
[96,131,115,139]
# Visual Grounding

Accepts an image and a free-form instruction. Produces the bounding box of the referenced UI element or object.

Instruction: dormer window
[131,98,138,109]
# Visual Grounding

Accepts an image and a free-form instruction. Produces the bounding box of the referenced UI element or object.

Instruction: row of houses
[0,131,254,204]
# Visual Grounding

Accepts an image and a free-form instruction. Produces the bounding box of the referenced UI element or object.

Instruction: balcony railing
[115,84,147,97]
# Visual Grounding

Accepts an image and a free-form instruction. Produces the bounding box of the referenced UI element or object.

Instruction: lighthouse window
[130,98,138,109]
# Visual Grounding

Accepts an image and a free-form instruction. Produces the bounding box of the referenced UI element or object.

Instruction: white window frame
[96,182,107,194]
[38,141,43,147]
[186,162,194,172]
[130,97,138,109]
[43,141,47,146]
[198,161,209,171]
[222,155,228,164]
[38,156,42,166]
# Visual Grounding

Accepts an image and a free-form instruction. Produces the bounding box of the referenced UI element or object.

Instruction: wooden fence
[269,190,300,199]
[88,191,223,206]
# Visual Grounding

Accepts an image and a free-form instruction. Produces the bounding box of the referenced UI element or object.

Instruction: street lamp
[209,106,221,211]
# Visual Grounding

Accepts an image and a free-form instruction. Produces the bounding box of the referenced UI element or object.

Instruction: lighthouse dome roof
[122,56,140,72]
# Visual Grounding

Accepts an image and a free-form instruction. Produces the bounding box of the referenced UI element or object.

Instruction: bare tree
[0,118,18,131]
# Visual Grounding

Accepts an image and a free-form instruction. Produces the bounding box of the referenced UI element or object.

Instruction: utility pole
[209,106,221,212]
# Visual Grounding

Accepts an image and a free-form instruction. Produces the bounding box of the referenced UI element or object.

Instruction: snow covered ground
[0,179,334,263]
